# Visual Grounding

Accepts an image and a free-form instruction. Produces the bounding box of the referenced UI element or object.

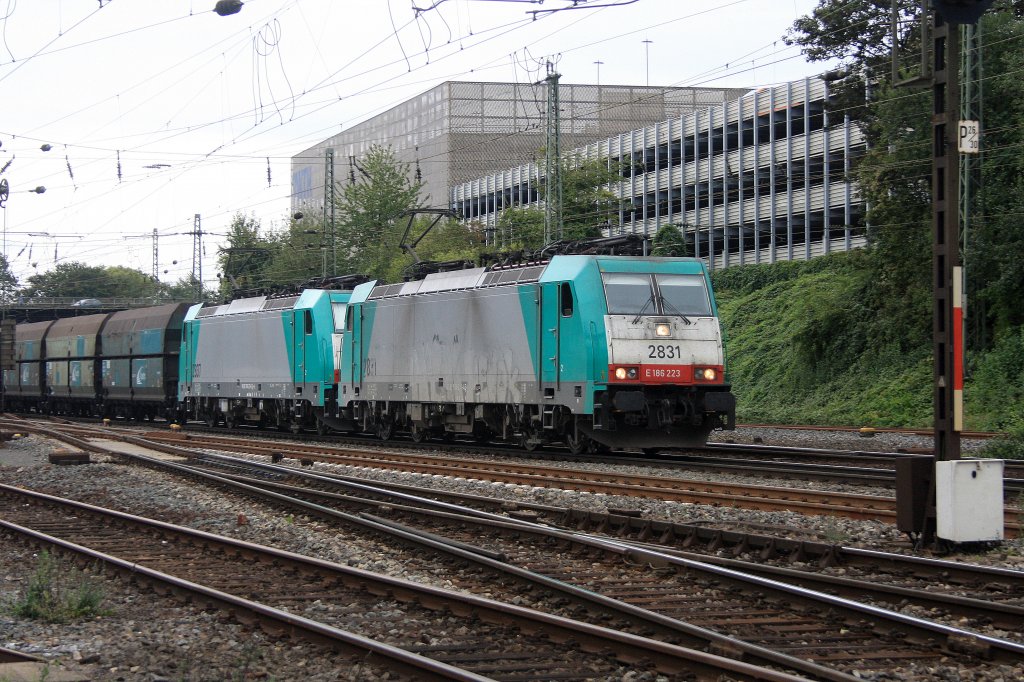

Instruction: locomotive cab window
[602,273,654,314]
[304,310,313,335]
[602,272,712,317]
[560,283,574,317]
[655,274,712,316]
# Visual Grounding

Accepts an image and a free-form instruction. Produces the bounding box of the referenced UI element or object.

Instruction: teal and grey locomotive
[332,255,735,451]
[2,256,735,450]
[177,288,352,433]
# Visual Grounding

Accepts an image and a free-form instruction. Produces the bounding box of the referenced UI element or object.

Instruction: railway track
[14,415,1024,490]
[738,423,1003,440]
[6,422,1024,680]
[110,428,1022,534]
[5,416,1021,534]
[172,452,1024,631]
[46,450,1024,675]
[0,483,803,682]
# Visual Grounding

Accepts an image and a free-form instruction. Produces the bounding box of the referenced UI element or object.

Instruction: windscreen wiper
[631,295,655,324]
[658,295,693,325]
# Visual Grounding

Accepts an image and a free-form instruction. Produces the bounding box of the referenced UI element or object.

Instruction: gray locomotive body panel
[189,310,293,399]
[360,286,538,406]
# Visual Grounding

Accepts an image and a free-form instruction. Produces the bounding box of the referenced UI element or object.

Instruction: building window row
[614,100,827,178]
[455,146,861,221]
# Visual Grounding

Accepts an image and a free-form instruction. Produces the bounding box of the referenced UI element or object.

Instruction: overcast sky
[0,0,830,291]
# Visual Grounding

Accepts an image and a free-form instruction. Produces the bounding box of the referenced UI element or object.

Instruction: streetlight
[594,60,604,87]
[214,0,243,16]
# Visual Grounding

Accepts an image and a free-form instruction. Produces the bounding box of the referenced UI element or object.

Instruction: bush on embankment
[711,251,1024,458]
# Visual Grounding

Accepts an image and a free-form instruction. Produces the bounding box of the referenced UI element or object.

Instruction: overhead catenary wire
[0,0,897,280]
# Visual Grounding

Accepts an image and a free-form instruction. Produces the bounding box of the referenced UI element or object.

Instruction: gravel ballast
[1,428,1022,681]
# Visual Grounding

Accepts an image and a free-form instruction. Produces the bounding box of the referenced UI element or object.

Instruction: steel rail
[83,445,1024,670]
[0,484,811,682]
[0,520,491,682]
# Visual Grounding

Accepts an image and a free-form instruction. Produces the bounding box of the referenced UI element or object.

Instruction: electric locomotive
[331,255,735,451]
[177,288,354,433]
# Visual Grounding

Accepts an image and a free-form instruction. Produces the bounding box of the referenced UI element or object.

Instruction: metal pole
[544,64,562,243]
[192,214,202,301]
[931,15,962,462]
[642,40,652,87]
[324,148,336,277]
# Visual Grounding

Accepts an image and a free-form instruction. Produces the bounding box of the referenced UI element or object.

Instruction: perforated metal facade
[291,81,748,214]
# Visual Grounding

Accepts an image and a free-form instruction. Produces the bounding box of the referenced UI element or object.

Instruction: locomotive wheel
[409,424,426,443]
[205,412,217,428]
[564,430,590,456]
[315,417,329,437]
[520,429,541,452]
[377,419,394,441]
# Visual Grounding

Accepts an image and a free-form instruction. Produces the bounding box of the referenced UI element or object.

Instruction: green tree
[559,153,621,240]
[261,213,334,290]
[495,207,545,251]
[0,253,18,303]
[217,212,271,299]
[651,224,689,257]
[165,274,217,303]
[969,9,1024,337]
[333,145,424,280]
[493,154,622,252]
[105,266,164,299]
[23,262,162,299]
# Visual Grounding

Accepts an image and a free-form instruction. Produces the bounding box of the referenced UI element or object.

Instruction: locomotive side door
[538,282,560,389]
[292,310,311,389]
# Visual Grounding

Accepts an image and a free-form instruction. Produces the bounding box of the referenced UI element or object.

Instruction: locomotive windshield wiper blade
[631,295,656,324]
[658,296,692,325]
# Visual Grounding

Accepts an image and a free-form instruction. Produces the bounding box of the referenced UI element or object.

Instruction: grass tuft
[6,551,108,623]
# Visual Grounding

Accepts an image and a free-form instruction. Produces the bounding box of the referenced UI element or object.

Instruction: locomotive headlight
[655,323,671,337]
[695,368,717,381]
[614,366,639,380]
